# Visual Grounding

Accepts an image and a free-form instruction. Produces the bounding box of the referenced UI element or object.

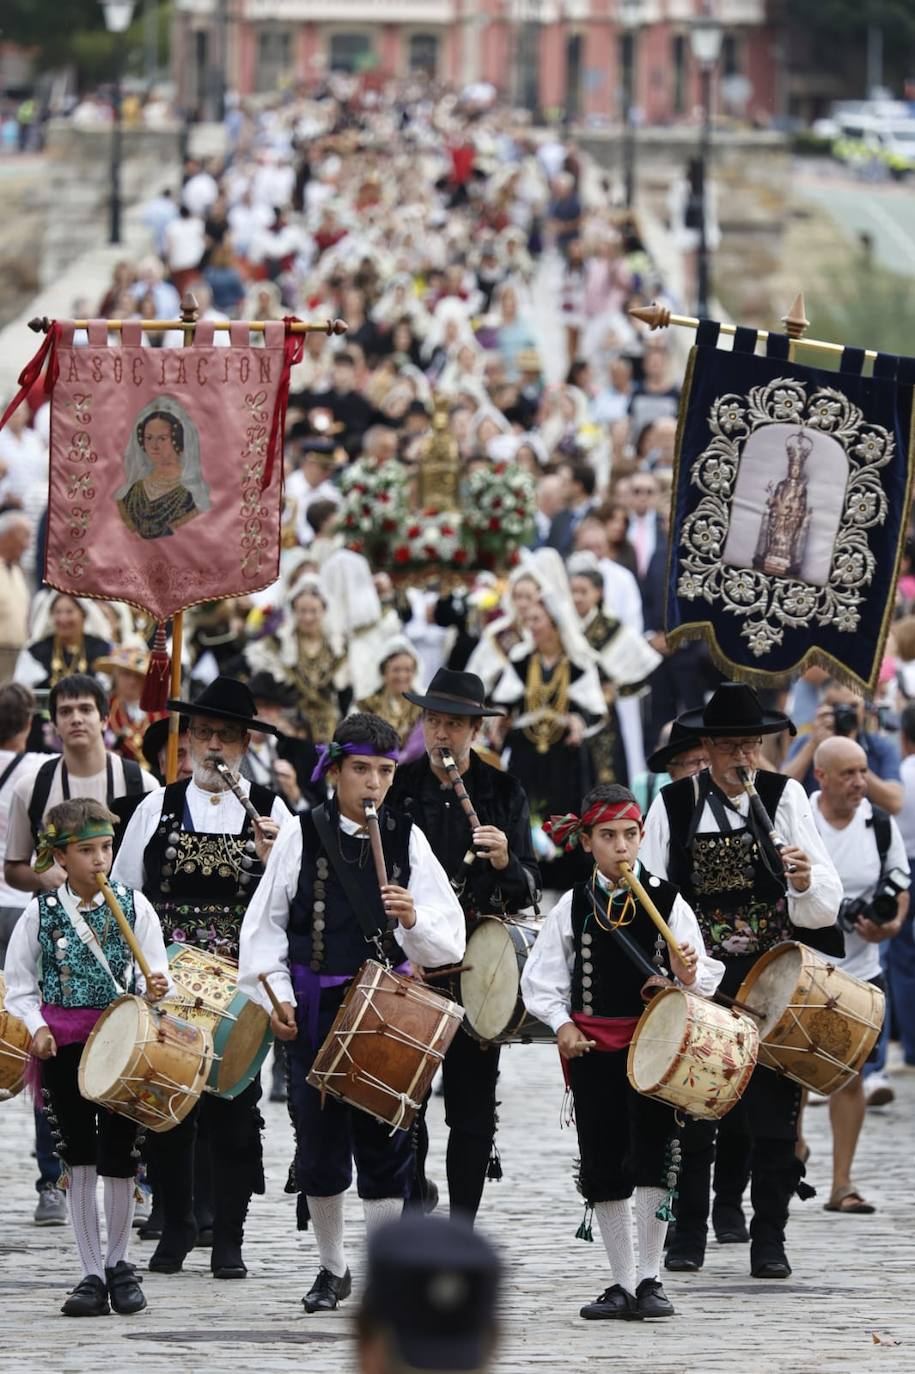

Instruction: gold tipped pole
[618,861,687,964]
[28,315,348,336]
[629,296,866,363]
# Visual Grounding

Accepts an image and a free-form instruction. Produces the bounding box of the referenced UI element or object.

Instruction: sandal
[824,1185,875,1215]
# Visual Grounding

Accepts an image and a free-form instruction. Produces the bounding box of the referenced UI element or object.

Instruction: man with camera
[783,679,903,813]
[810,736,910,1213]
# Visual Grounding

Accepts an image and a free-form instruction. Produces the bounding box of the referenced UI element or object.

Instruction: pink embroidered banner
[44,318,299,621]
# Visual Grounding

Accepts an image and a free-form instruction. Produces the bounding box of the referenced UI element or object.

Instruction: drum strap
[57,885,130,998]
[311,803,388,954]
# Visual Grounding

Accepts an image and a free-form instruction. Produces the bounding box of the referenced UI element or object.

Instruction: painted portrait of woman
[115,396,211,540]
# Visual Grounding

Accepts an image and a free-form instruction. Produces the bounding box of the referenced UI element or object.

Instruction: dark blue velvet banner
[666,332,915,690]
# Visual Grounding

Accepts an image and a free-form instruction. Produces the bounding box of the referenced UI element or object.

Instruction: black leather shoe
[106,1262,147,1315]
[579,1284,643,1321]
[303,1266,352,1313]
[61,1275,110,1317]
[665,1250,703,1272]
[751,1256,792,1279]
[211,1237,247,1280]
[713,1206,749,1244]
[149,1221,197,1274]
[717,1227,750,1244]
[635,1278,675,1318]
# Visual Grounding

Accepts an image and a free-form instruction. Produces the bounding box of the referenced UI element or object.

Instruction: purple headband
[310,740,400,783]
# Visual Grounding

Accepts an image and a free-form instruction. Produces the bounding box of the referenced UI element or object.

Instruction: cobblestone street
[2,1042,915,1374]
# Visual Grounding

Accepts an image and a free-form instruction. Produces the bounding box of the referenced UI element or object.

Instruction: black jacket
[388,752,541,916]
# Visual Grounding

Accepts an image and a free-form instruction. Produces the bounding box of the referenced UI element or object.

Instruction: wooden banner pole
[164,293,199,784]
[28,315,347,337]
[630,294,860,363]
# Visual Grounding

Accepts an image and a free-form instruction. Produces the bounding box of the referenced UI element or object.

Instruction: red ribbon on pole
[0,322,62,434]
[261,316,306,492]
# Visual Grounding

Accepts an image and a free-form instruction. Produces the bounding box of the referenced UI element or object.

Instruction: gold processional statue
[417,399,461,512]
[753,428,813,578]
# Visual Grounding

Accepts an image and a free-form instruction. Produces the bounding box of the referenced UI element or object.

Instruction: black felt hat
[646,720,706,774]
[141,715,187,770]
[403,667,505,718]
[167,675,281,736]
[676,682,796,738]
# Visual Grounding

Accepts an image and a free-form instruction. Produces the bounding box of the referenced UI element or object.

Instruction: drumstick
[362,799,389,888]
[96,875,153,983]
[618,861,688,965]
[215,762,264,827]
[258,972,286,1018]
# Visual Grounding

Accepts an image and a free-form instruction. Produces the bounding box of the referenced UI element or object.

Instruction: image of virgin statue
[115,395,212,540]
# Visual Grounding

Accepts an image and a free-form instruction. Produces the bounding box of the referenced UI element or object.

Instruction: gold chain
[50,636,88,685]
[522,653,571,754]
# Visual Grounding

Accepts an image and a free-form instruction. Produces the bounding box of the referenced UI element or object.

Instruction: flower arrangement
[337,456,536,573]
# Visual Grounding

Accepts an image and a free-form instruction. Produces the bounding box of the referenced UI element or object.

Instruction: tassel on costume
[140,622,171,712]
[656,1135,682,1222]
[575,1202,594,1242]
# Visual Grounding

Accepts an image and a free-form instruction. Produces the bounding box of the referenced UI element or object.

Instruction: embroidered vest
[38,884,137,1008]
[570,869,673,1018]
[143,778,276,958]
[661,771,791,963]
[288,805,412,974]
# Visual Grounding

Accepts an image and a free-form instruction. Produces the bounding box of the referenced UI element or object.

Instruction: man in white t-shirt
[811,736,910,1214]
[4,674,157,896]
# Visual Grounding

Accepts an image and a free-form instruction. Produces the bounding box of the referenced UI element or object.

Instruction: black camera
[838,867,910,931]
[831,703,859,737]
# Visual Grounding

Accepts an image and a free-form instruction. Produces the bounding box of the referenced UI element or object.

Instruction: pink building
[173,0,777,127]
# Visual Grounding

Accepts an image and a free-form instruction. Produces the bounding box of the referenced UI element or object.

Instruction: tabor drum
[307,960,465,1132]
[735,941,884,1095]
[0,971,31,1101]
[78,994,213,1132]
[461,918,553,1045]
[162,944,272,1099]
[627,988,759,1121]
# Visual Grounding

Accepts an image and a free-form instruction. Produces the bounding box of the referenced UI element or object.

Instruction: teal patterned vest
[38,884,138,1008]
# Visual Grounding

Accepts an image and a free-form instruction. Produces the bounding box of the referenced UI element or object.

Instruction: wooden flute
[618,861,687,964]
[96,875,153,983]
[215,762,263,827]
[362,799,389,889]
[735,766,794,874]
[439,749,479,868]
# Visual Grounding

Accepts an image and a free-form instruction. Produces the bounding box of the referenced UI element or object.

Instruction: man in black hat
[640,682,842,1279]
[632,720,709,814]
[112,676,292,1280]
[387,669,540,1221]
[356,1214,501,1374]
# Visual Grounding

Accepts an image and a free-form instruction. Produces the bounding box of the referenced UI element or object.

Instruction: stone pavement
[2,1040,915,1374]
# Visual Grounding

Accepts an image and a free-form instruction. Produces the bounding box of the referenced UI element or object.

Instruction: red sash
[560,1012,640,1088]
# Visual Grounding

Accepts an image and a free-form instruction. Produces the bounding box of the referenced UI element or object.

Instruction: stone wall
[40,121,183,286]
[580,128,792,326]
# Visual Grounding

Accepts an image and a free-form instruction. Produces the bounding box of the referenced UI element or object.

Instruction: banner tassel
[140,622,171,712]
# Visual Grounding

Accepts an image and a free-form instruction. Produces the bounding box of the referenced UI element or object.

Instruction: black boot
[149,1132,197,1274]
[749,1142,796,1279]
[712,1110,751,1244]
[210,1159,252,1279]
[665,1120,715,1271]
[445,1129,491,1222]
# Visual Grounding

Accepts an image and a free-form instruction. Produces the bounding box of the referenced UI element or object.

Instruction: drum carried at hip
[735,941,884,1095]
[0,971,31,1102]
[161,944,273,1099]
[461,917,553,1045]
[307,959,465,1132]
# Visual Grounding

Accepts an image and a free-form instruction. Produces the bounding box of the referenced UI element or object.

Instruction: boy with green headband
[5,798,171,1319]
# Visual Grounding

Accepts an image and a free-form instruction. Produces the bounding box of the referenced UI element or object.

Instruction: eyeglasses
[708,737,762,757]
[189,723,245,745]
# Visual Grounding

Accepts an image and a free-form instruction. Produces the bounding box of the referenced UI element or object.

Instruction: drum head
[461,921,523,1042]
[740,945,803,1039]
[80,997,142,1097]
[629,990,689,1093]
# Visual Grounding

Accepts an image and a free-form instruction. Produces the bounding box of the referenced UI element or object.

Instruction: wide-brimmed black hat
[246,671,298,710]
[647,720,707,774]
[167,676,281,736]
[676,682,796,739]
[142,715,188,771]
[403,668,506,718]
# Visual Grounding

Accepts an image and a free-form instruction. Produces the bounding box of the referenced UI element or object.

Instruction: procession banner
[33,318,302,622]
[666,321,915,691]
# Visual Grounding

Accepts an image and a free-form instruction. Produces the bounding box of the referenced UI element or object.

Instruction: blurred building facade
[172,0,777,127]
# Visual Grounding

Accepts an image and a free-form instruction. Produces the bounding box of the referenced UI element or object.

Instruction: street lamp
[688,5,723,317]
[619,0,643,209]
[99,0,136,246]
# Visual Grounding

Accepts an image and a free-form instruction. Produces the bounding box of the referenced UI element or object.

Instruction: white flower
[723,570,759,606]
[678,572,704,600]
[772,388,803,420]
[742,620,782,656]
[834,606,860,633]
[853,431,886,463]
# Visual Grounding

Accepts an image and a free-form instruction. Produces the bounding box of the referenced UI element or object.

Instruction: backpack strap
[120,758,145,799]
[27,757,61,843]
[0,752,25,794]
